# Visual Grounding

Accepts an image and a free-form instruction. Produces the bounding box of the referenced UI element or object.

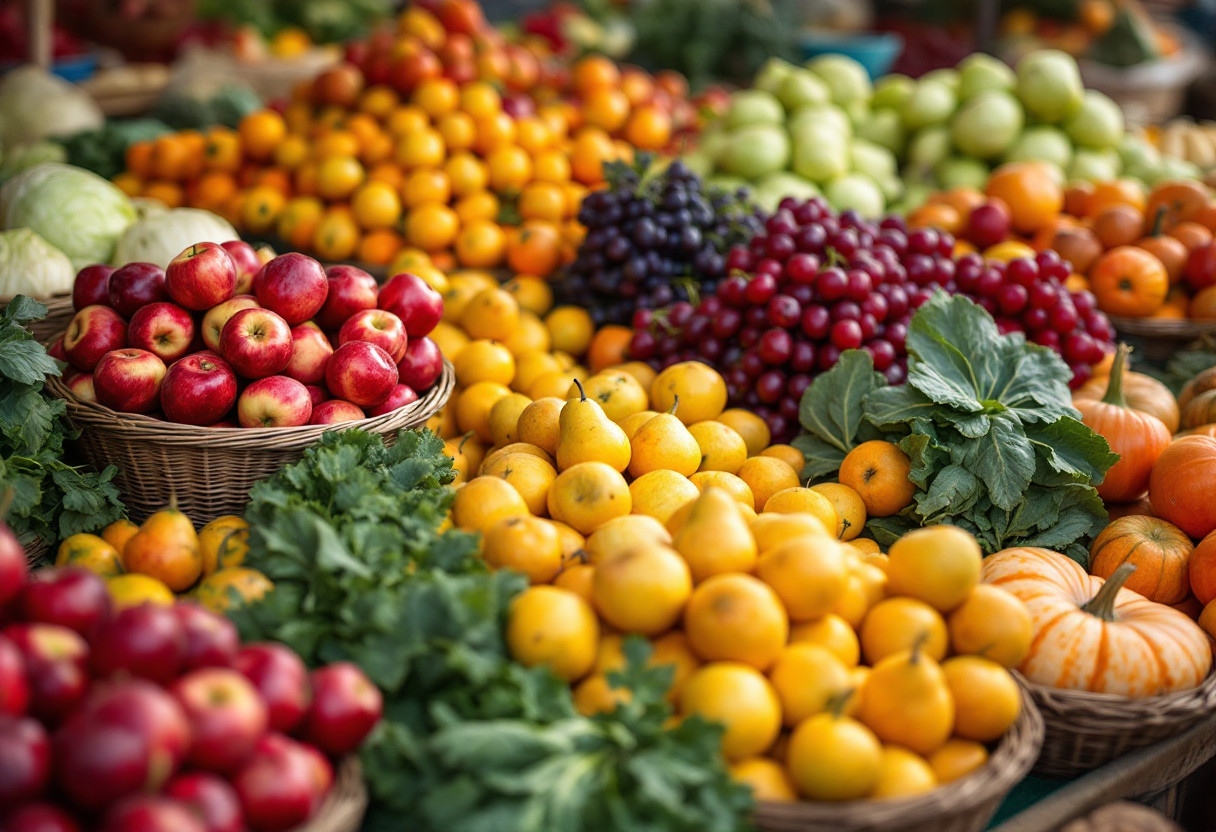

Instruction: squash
[1187,530,1216,606]
[1074,345,1172,502]
[1089,247,1170,317]
[1104,495,1154,521]
[981,547,1212,696]
[1144,180,1209,232]
[1177,366,1216,411]
[1089,515,1193,604]
[1180,388,1216,430]
[1074,366,1180,434]
[1149,436,1216,539]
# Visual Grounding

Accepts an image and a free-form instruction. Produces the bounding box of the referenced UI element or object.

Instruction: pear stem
[909,630,930,665]
[668,395,679,416]
[1082,562,1136,622]
[1100,344,1131,408]
[827,688,855,719]
[573,378,586,402]
[458,431,475,453]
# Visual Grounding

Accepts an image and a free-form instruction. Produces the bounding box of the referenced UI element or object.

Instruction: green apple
[698,128,731,164]
[876,173,905,202]
[755,58,798,95]
[1139,155,1201,185]
[753,171,821,211]
[791,124,850,182]
[906,126,953,175]
[950,89,1024,159]
[1003,125,1073,169]
[901,80,957,131]
[777,69,830,111]
[851,139,898,182]
[725,90,784,129]
[922,68,960,93]
[787,104,852,139]
[1064,90,1124,149]
[935,156,990,190]
[806,54,872,106]
[1015,49,1084,123]
[846,99,871,130]
[1118,134,1161,169]
[719,123,790,178]
[1068,147,1121,182]
[706,174,749,192]
[857,108,907,155]
[871,74,915,110]
[825,172,886,217]
[957,53,1016,100]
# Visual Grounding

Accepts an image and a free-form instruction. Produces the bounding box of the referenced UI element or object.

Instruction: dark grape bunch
[628,196,1116,444]
[556,157,764,326]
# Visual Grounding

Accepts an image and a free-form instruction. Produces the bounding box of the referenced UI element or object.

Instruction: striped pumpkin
[1089,516,1193,605]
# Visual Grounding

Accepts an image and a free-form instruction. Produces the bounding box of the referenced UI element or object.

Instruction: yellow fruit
[488,393,533,447]
[943,656,1022,742]
[688,421,748,474]
[859,647,955,756]
[514,354,564,396]
[482,516,563,584]
[809,483,867,541]
[584,514,671,564]
[547,462,631,534]
[429,321,469,361]
[453,340,515,387]
[750,513,830,553]
[480,443,555,473]
[886,526,982,613]
[452,476,529,532]
[770,643,852,727]
[755,535,851,622]
[839,440,917,518]
[566,372,648,423]
[107,574,176,611]
[763,488,840,534]
[786,713,882,801]
[100,518,140,553]
[738,457,801,512]
[650,361,727,425]
[860,597,949,665]
[718,408,770,456]
[123,503,202,592]
[871,746,938,799]
[197,516,249,576]
[592,541,691,635]
[627,406,700,479]
[461,288,520,341]
[515,397,565,456]
[56,534,123,578]
[554,563,595,604]
[947,585,1033,669]
[573,673,630,715]
[194,568,274,613]
[683,574,788,671]
[688,471,755,509]
[628,469,700,526]
[556,381,631,472]
[650,630,700,703]
[502,311,551,357]
[789,614,861,667]
[502,275,554,315]
[831,572,872,629]
[928,740,989,784]
[759,445,805,477]
[729,758,797,802]
[679,662,782,762]
[672,487,757,582]
[849,538,882,556]
[544,306,594,357]
[617,410,659,440]
[455,381,512,443]
[507,585,599,681]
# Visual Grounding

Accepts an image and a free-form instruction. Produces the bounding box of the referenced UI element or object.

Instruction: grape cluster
[628,196,1115,444]
[557,159,763,326]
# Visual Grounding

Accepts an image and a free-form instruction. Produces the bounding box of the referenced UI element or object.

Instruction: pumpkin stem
[1101,344,1132,408]
[1082,562,1137,621]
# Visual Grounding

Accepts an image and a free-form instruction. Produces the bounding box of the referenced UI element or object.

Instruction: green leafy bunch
[795,293,1117,564]
[0,296,123,548]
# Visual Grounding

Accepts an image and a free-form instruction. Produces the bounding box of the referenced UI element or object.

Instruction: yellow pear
[585,514,672,564]
[565,371,648,422]
[672,487,758,582]
[122,500,202,592]
[617,410,659,440]
[628,397,701,478]
[556,380,631,472]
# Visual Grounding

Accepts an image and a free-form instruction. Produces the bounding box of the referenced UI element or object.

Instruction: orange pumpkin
[1092,205,1145,250]
[1074,345,1172,501]
[1105,494,1154,521]
[1150,436,1216,539]
[1181,389,1216,430]
[1135,209,1189,284]
[1178,424,1216,440]
[1190,285,1216,320]
[984,162,1063,235]
[1172,594,1204,619]
[1089,247,1169,317]
[1178,366,1216,410]
[1188,531,1216,606]
[1074,367,1180,434]
[981,547,1212,696]
[1168,221,1213,253]
[1144,180,1209,232]
[1089,515,1193,604]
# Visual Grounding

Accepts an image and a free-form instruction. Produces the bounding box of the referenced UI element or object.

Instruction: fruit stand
[7,1,1216,831]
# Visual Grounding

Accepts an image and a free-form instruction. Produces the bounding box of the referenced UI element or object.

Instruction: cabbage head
[0,228,75,299]
[0,66,104,151]
[113,208,238,269]
[0,163,137,269]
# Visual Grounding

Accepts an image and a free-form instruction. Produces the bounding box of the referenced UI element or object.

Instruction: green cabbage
[0,163,137,270]
[0,228,75,299]
[113,208,238,269]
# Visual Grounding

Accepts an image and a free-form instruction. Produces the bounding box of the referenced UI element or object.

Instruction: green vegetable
[0,229,76,300]
[0,141,68,186]
[0,296,124,550]
[795,293,1117,564]
[0,67,104,153]
[59,119,172,181]
[1150,337,1216,396]
[112,208,238,269]
[196,0,391,44]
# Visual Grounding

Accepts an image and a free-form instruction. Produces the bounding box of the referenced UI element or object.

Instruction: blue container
[798,32,904,79]
[0,53,99,84]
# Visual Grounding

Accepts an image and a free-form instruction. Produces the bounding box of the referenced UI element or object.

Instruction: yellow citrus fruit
[487,393,533,446]
[738,457,801,512]
[547,462,631,535]
[759,445,805,477]
[461,288,521,342]
[650,362,727,425]
[679,662,782,761]
[481,452,556,517]
[455,381,512,443]
[482,515,563,584]
[718,409,771,456]
[810,483,867,541]
[100,519,139,554]
[451,475,529,532]
[544,306,595,358]
[507,585,599,681]
[516,397,565,455]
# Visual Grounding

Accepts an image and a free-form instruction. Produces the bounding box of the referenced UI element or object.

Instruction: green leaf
[796,350,888,458]
[914,464,981,520]
[2,296,48,324]
[957,411,1037,512]
[0,340,59,386]
[1026,417,1118,486]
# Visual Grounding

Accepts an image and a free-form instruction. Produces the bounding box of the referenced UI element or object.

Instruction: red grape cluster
[627,196,1115,443]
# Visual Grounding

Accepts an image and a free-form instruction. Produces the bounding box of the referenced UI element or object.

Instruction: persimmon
[1043,225,1102,274]
[1064,181,1095,217]
[1145,180,1209,230]
[1136,215,1189,284]
[838,440,916,517]
[1092,205,1144,249]
[1090,246,1169,317]
[1191,285,1216,319]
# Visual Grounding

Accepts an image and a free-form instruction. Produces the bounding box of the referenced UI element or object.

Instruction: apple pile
[53,241,447,428]
[0,518,382,832]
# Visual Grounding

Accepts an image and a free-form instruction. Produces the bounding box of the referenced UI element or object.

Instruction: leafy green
[1147,336,1216,395]
[0,296,124,549]
[796,293,1117,564]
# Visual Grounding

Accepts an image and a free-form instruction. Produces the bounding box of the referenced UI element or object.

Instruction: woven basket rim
[44,358,454,451]
[296,755,367,832]
[1109,315,1216,339]
[753,685,1044,826]
[1018,666,1216,719]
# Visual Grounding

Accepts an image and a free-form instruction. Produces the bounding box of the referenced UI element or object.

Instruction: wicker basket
[1,294,74,345]
[752,687,1044,832]
[1109,316,1216,362]
[1020,670,1216,780]
[44,359,455,522]
[21,536,51,567]
[297,756,367,832]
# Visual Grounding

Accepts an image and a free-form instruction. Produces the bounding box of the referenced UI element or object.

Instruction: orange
[312,130,360,160]
[507,585,599,682]
[359,131,394,166]
[444,152,488,197]
[729,759,797,803]
[533,149,572,184]
[294,162,319,197]
[459,81,502,118]
[112,173,143,198]
[453,338,515,386]
[452,474,528,531]
[473,112,517,154]
[586,326,632,373]
[455,219,507,268]
[250,167,292,195]
[571,128,617,185]
[554,563,595,604]
[126,140,155,178]
[582,88,630,133]
[759,444,806,476]
[544,306,595,357]
[277,196,325,249]
[436,111,476,152]
[358,230,404,265]
[789,613,860,667]
[397,6,444,47]
[572,54,621,94]
[357,85,399,118]
[679,662,781,761]
[272,134,310,170]
[101,518,140,554]
[405,203,460,252]
[507,220,562,275]
[487,145,533,194]
[482,516,563,583]
[193,171,238,211]
[461,288,520,341]
[202,128,241,173]
[395,128,446,169]
[1088,178,1147,216]
[514,116,553,154]
[738,457,801,511]
[150,135,189,181]
[386,105,430,138]
[518,181,566,223]
[240,185,286,234]
[483,452,556,517]
[984,162,1063,235]
[313,207,361,261]
[537,103,571,139]
[456,381,513,443]
[351,180,402,229]
[143,181,184,209]
[402,168,452,208]
[503,275,554,316]
[367,162,405,190]
[684,573,788,670]
[412,77,459,118]
[238,110,287,162]
[316,155,365,201]
[839,440,917,518]
[624,104,673,151]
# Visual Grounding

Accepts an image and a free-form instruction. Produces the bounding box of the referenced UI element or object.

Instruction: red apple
[2,623,89,723]
[93,349,167,414]
[91,604,186,684]
[255,734,332,798]
[232,643,311,734]
[303,384,329,407]
[72,264,115,311]
[366,384,418,417]
[221,241,262,296]
[308,399,365,425]
[202,295,259,352]
[160,353,238,426]
[173,603,240,670]
[79,680,192,781]
[378,273,443,337]
[396,335,443,391]
[0,715,51,806]
[108,263,168,318]
[63,305,128,372]
[1186,242,1216,292]
[967,200,1011,250]
[17,567,111,638]
[167,243,237,311]
[252,254,328,326]
[338,309,407,362]
[171,667,269,773]
[220,308,293,379]
[209,419,238,428]
[313,63,365,108]
[127,303,196,364]
[300,662,382,756]
[284,323,333,385]
[0,634,29,716]
[100,796,207,832]
[0,519,29,611]
[2,803,82,832]
[325,341,397,407]
[164,772,244,832]
[316,265,378,330]
[232,735,324,832]
[54,714,153,813]
[237,376,313,429]
[389,49,441,94]
[66,372,95,402]
[47,338,67,361]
